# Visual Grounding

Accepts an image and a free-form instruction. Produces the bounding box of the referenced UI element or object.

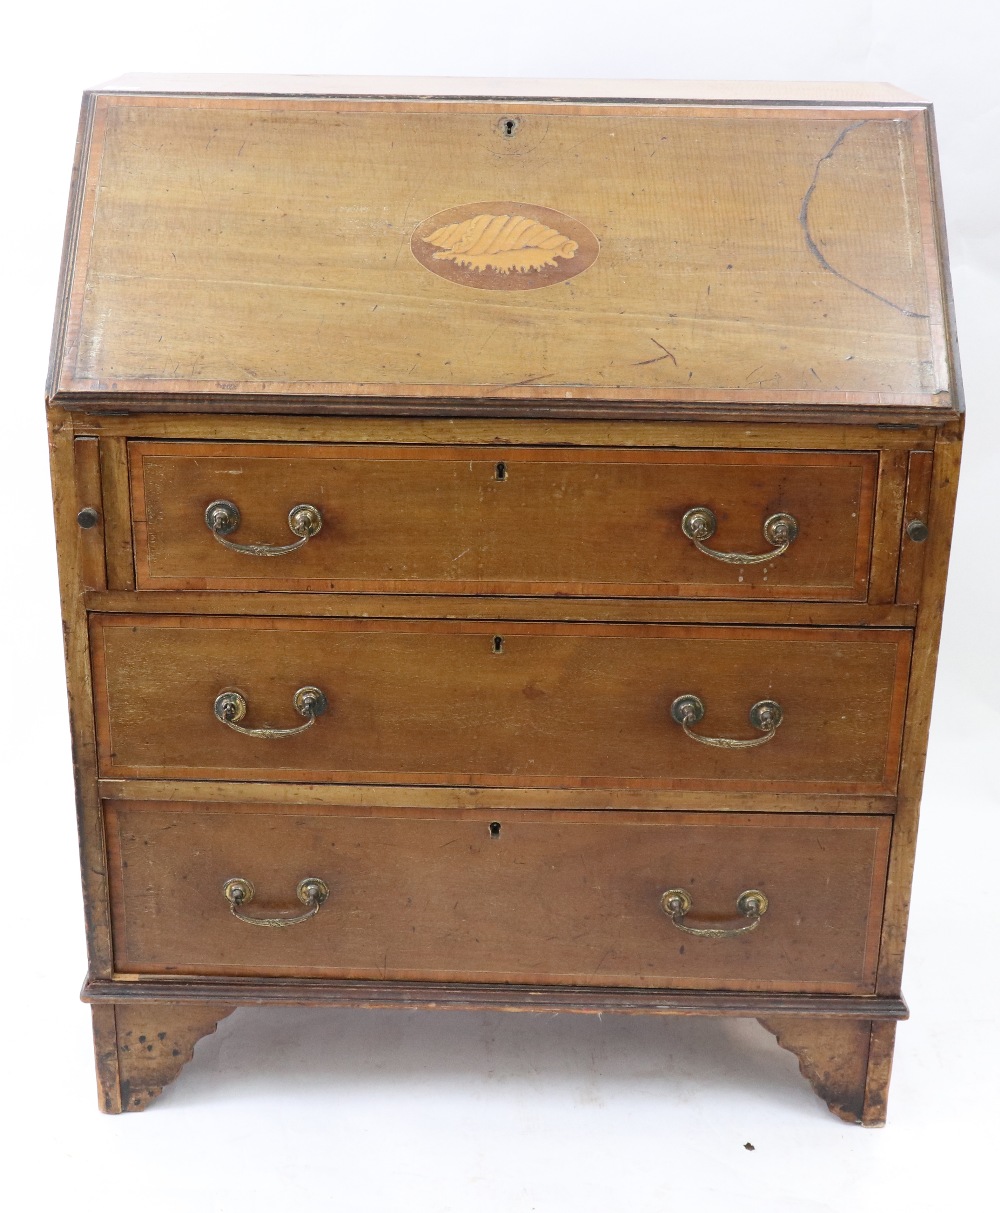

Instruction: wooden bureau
[47,75,962,1122]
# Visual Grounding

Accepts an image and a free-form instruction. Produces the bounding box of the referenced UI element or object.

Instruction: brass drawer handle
[223,876,329,928]
[213,686,328,738]
[671,694,782,749]
[660,888,768,938]
[681,507,797,565]
[205,499,322,555]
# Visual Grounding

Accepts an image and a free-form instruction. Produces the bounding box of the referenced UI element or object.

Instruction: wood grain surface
[96,777,897,816]
[130,442,877,599]
[90,1002,234,1113]
[44,79,965,1122]
[758,1016,893,1125]
[83,589,918,628]
[72,412,938,448]
[876,421,963,996]
[53,95,947,409]
[896,450,934,603]
[48,419,115,976]
[106,801,891,992]
[83,977,909,1021]
[90,615,911,792]
[72,436,106,589]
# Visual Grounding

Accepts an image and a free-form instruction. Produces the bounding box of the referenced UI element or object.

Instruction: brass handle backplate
[214,686,328,738]
[681,507,798,565]
[205,499,322,555]
[661,887,768,938]
[671,694,782,749]
[223,877,329,928]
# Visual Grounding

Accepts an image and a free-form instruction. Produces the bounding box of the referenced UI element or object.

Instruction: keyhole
[495,461,507,481]
[500,117,519,138]
[489,821,502,839]
[492,635,504,654]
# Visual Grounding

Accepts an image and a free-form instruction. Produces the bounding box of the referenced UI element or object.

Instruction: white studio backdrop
[2,3,997,1211]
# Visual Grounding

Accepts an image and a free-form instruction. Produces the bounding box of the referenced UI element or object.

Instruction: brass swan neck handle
[205,499,322,556]
[223,877,329,928]
[214,686,328,738]
[670,694,782,749]
[681,507,797,565]
[660,888,769,938]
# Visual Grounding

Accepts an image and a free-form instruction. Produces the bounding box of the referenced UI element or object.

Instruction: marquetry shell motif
[411,201,599,291]
[424,214,579,274]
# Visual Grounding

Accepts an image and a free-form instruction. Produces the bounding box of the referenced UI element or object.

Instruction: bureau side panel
[48,411,113,975]
[876,422,962,995]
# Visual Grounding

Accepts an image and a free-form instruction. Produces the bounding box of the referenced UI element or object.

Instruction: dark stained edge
[47,394,960,430]
[46,93,98,400]
[758,1016,876,1124]
[82,977,909,1019]
[923,106,966,415]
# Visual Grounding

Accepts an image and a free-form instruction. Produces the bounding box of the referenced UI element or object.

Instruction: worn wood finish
[861,1019,898,1124]
[98,437,135,590]
[65,397,954,428]
[47,79,962,1120]
[90,1002,234,1113]
[896,450,934,603]
[53,95,946,412]
[83,589,918,628]
[876,423,963,996]
[83,978,908,1020]
[758,1016,894,1125]
[72,437,106,589]
[48,419,114,977]
[106,801,890,992]
[130,442,878,601]
[90,616,911,793]
[73,412,938,451]
[867,448,908,604]
[97,777,897,816]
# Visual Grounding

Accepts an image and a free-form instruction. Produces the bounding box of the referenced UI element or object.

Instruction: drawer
[106,802,891,993]
[91,616,910,794]
[129,442,878,600]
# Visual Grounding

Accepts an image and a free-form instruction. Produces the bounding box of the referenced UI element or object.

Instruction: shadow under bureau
[47,75,962,1122]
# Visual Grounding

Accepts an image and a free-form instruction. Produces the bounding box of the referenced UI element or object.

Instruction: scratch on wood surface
[505,373,553,387]
[633,337,678,367]
[799,121,929,320]
[593,948,612,974]
[393,170,431,267]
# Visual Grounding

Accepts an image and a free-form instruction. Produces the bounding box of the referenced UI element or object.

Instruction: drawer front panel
[106,802,891,993]
[91,616,910,793]
[130,443,877,600]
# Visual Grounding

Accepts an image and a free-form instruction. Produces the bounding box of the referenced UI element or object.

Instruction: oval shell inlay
[411,201,599,291]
